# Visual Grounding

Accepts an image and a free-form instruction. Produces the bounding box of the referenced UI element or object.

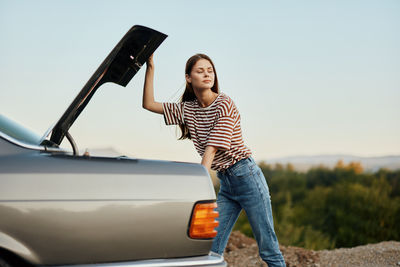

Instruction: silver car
[0,25,226,267]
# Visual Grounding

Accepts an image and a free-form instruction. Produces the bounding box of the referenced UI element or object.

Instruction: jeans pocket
[230,161,253,178]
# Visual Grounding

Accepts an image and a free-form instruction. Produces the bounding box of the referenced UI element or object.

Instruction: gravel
[318,241,400,267]
[224,231,400,267]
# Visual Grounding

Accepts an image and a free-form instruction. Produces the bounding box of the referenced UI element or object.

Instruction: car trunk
[0,152,216,265]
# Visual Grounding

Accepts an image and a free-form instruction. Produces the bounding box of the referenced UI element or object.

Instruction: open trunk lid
[49,25,167,145]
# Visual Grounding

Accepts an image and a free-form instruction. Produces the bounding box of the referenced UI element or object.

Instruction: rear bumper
[52,253,227,267]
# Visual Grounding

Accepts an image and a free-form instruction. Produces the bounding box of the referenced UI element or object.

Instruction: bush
[228,164,400,250]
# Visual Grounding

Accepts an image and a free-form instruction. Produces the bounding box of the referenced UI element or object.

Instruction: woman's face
[186,59,215,91]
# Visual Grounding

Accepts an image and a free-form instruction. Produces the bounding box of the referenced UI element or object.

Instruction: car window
[0,114,42,146]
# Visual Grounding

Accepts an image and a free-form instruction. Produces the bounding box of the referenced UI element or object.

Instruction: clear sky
[1,0,399,163]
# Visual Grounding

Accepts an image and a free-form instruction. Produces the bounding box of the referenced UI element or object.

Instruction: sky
[0,0,399,164]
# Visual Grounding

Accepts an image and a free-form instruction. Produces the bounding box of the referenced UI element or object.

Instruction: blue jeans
[211,157,286,267]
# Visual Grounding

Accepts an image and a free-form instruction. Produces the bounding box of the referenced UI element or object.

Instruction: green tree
[297,178,400,247]
[227,163,400,250]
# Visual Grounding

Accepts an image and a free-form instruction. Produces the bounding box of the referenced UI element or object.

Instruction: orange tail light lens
[189,202,219,239]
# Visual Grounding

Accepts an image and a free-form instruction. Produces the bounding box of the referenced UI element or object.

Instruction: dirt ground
[224,231,400,267]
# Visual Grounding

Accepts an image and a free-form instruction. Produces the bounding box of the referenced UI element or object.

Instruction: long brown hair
[179,54,220,140]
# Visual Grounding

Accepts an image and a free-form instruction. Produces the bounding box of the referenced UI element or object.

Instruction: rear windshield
[0,114,42,146]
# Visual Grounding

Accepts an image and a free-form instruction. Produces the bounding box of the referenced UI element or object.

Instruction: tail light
[188,202,219,239]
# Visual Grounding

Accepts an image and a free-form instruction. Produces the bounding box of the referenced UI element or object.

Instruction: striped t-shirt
[162,93,252,171]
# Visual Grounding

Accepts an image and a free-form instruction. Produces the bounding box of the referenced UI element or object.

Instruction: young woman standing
[142,53,286,267]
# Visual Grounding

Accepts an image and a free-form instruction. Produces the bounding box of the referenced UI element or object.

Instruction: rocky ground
[224,231,400,267]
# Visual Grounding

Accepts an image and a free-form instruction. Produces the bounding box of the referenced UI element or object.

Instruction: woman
[142,53,286,267]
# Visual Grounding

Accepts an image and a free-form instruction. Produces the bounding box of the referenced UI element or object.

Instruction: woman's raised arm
[142,54,163,114]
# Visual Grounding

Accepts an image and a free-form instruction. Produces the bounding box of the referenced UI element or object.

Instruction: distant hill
[262,154,400,173]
